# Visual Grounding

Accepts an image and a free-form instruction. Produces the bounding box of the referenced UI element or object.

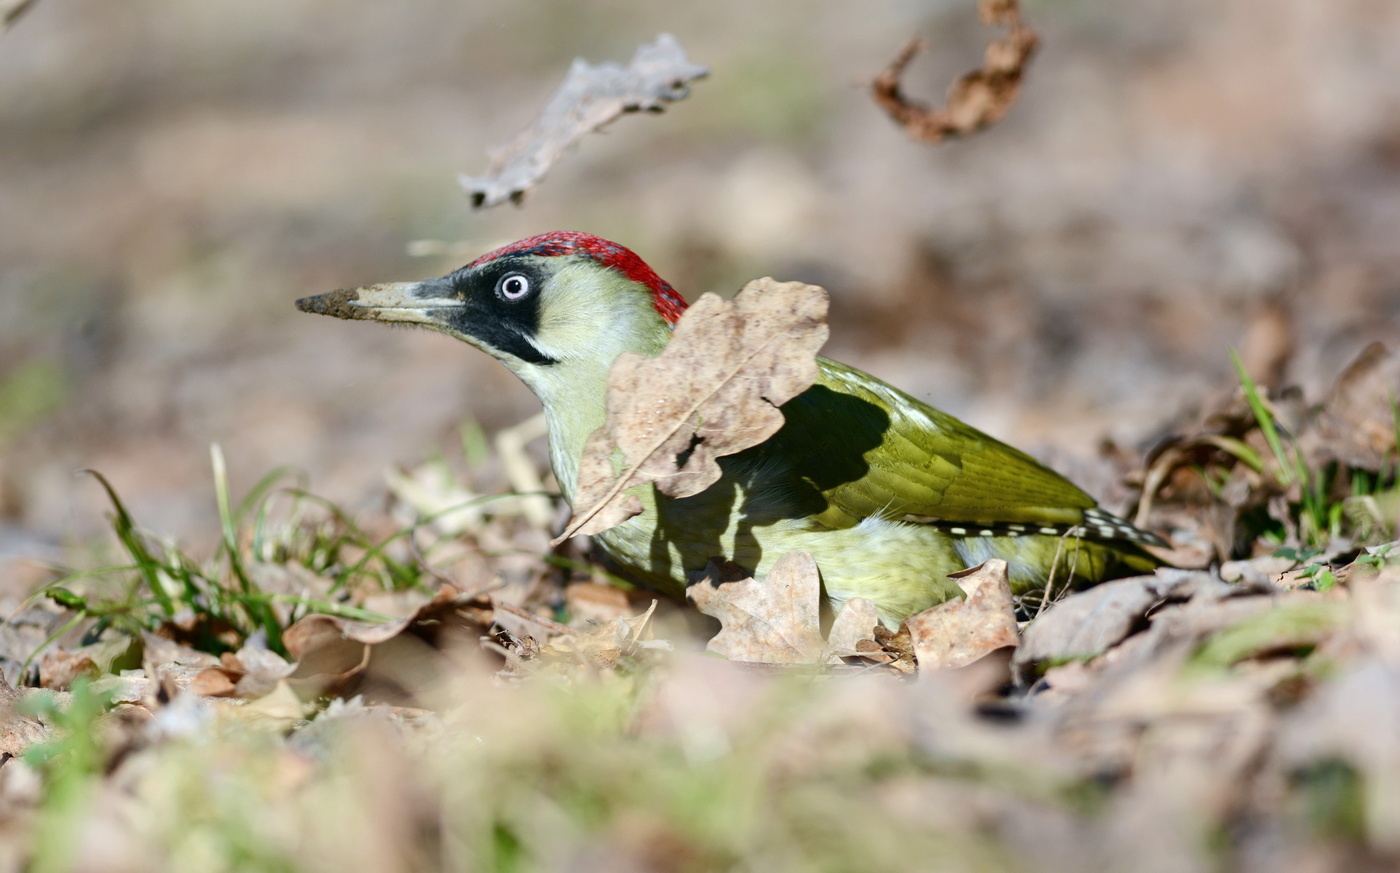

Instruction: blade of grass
[210,445,289,653]
[1230,348,1296,487]
[19,611,86,680]
[78,470,177,617]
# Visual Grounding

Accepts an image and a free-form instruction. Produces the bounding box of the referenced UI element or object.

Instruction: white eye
[498,273,531,301]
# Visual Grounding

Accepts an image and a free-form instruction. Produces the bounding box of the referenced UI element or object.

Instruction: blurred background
[2,0,1398,568]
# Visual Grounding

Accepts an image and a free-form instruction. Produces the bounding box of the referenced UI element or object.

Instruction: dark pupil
[504,276,526,297]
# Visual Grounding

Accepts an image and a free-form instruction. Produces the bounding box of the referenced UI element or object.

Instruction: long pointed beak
[295,281,463,326]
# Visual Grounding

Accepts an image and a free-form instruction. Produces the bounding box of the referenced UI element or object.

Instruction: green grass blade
[78,469,177,617]
[1230,349,1295,487]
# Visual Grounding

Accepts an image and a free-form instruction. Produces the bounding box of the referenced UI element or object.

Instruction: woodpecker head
[296,231,687,396]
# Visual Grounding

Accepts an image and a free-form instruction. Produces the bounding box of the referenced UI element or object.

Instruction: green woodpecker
[297,231,1162,625]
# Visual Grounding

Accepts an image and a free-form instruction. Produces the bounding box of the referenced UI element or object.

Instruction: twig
[461,34,707,207]
[493,600,574,636]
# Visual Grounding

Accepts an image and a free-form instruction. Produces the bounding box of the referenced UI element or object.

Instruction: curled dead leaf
[38,650,96,690]
[564,581,638,625]
[557,278,829,542]
[871,0,1038,145]
[281,586,497,700]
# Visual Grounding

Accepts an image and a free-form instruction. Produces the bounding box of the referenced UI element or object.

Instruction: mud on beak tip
[294,287,369,320]
[295,282,431,321]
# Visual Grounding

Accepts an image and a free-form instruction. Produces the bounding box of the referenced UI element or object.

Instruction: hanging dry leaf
[556,278,829,542]
[687,551,827,664]
[906,559,1019,670]
[460,34,708,207]
[871,0,1038,145]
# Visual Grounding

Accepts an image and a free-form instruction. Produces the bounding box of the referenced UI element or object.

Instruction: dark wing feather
[767,358,1096,530]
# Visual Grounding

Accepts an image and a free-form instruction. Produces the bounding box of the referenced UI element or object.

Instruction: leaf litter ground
[4,277,1400,872]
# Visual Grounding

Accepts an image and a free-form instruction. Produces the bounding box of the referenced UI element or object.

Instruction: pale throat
[530,363,612,502]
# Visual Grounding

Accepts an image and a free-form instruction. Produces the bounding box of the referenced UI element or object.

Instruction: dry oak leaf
[906,559,1019,670]
[687,551,827,664]
[686,553,880,665]
[827,597,881,655]
[557,278,829,542]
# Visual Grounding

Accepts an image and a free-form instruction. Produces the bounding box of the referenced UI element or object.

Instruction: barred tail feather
[901,507,1167,547]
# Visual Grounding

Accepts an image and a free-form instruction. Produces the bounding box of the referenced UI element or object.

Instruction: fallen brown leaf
[557,278,829,541]
[140,632,219,671]
[687,551,826,664]
[225,681,310,729]
[460,34,708,208]
[0,673,48,759]
[188,667,238,698]
[188,647,296,701]
[282,585,497,700]
[540,600,669,670]
[906,559,1019,670]
[871,0,1038,145]
[1014,569,1206,671]
[563,581,637,625]
[38,650,96,690]
[827,598,880,657]
[1299,341,1400,472]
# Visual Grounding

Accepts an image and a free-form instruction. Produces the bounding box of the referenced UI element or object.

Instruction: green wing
[762,358,1096,531]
